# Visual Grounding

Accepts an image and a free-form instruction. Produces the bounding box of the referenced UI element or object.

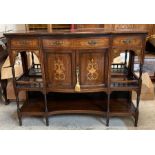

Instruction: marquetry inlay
[87,58,99,80]
[54,57,65,80]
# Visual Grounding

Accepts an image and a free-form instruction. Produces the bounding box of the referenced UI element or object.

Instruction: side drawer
[112,36,142,47]
[11,39,39,49]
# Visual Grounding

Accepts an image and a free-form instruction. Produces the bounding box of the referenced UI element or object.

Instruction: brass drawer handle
[121,39,131,44]
[52,40,63,46]
[88,40,97,46]
[75,66,81,92]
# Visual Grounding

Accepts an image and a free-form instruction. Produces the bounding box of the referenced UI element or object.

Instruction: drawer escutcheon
[88,40,97,46]
[121,39,132,44]
[52,40,63,46]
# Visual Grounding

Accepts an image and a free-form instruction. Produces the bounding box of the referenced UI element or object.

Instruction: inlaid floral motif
[54,57,65,80]
[87,58,99,80]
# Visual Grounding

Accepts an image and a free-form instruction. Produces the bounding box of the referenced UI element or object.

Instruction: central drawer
[42,37,109,49]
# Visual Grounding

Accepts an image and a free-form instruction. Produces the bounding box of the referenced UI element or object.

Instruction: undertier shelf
[16,75,43,90]
[111,64,128,76]
[111,77,139,88]
[16,66,43,90]
[111,64,139,89]
[20,92,136,117]
[28,67,42,76]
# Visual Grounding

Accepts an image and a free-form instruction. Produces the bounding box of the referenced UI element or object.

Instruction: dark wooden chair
[0,37,8,104]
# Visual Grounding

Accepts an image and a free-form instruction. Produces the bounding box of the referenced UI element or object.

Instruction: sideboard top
[3,28,148,37]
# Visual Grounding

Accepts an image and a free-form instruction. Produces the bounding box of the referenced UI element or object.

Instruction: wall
[0,24,26,37]
[0,24,155,37]
[104,24,155,36]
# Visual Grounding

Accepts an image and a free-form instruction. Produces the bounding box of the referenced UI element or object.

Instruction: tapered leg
[134,62,143,127]
[17,109,22,126]
[106,93,110,127]
[45,117,49,126]
[1,79,9,105]
[44,93,49,126]
[134,91,140,127]
[134,111,139,127]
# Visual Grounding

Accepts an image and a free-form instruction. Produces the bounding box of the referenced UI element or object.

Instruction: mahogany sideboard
[4,29,147,126]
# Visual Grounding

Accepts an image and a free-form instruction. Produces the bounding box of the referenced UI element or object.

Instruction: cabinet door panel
[78,49,107,88]
[45,50,75,89]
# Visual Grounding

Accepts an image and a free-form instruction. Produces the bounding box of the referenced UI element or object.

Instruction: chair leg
[0,79,9,104]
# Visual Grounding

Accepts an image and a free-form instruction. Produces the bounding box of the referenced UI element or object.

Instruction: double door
[45,49,109,92]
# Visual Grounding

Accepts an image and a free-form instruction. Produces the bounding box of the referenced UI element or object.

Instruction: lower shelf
[20,92,136,117]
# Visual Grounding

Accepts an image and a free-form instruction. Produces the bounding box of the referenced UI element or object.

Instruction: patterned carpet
[0,97,155,130]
